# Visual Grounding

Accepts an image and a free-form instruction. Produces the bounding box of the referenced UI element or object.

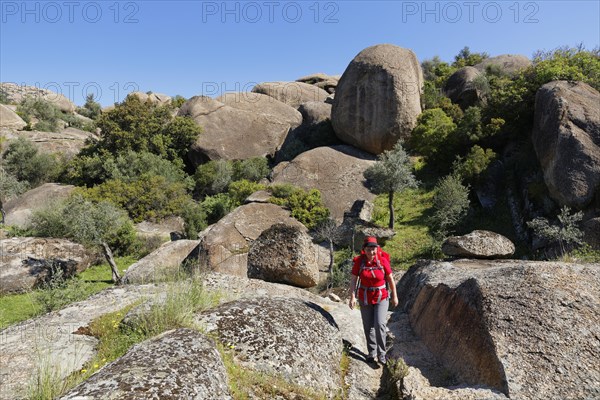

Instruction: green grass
[372,188,438,270]
[26,277,222,398]
[0,257,136,330]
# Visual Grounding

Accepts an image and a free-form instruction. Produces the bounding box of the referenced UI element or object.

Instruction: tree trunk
[102,242,122,285]
[328,239,334,273]
[388,191,395,229]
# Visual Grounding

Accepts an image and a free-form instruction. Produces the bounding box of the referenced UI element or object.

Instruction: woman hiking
[348,236,398,365]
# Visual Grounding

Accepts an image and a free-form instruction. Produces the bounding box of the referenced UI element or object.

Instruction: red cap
[363,236,379,247]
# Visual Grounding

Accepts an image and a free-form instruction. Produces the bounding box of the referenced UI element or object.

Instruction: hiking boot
[378,355,387,365]
[366,355,376,364]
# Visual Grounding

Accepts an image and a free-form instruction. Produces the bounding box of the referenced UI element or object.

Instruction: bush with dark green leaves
[268,184,329,229]
[29,194,138,256]
[408,108,456,167]
[65,150,193,189]
[452,145,497,185]
[95,95,200,167]
[1,137,63,188]
[76,94,102,120]
[452,46,489,68]
[201,193,234,225]
[78,174,191,223]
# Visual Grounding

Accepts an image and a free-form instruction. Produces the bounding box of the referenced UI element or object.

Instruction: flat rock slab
[59,328,231,399]
[0,285,162,400]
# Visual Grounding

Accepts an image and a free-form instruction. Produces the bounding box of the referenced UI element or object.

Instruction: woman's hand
[349,296,356,310]
[390,295,398,308]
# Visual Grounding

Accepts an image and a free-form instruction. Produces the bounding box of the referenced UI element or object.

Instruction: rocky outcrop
[532,81,600,209]
[190,202,307,277]
[275,101,340,162]
[0,82,76,113]
[3,183,75,228]
[59,329,231,399]
[198,296,342,393]
[271,145,376,221]
[216,91,302,128]
[331,44,423,154]
[337,200,396,250]
[583,217,600,249]
[0,284,163,400]
[248,223,320,288]
[396,259,600,400]
[296,73,340,93]
[127,91,172,105]
[0,104,26,130]
[2,127,97,159]
[134,216,185,242]
[474,54,531,76]
[178,96,293,164]
[0,237,92,294]
[122,239,201,284]
[251,81,329,109]
[443,66,485,109]
[442,230,515,259]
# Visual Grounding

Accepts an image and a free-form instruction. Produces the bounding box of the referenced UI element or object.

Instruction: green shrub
[452,145,497,185]
[232,157,270,182]
[79,175,191,222]
[228,179,266,206]
[0,89,9,104]
[452,46,489,68]
[269,184,329,229]
[0,165,28,205]
[29,194,138,255]
[180,201,208,239]
[408,108,456,166]
[171,95,187,108]
[1,137,63,188]
[431,174,470,238]
[201,193,234,225]
[16,97,61,132]
[194,160,233,196]
[527,206,584,258]
[76,94,102,120]
[95,95,200,167]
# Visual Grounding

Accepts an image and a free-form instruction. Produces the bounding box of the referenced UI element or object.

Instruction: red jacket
[352,248,392,305]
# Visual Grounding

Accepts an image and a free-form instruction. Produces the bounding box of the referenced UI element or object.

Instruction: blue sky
[1,0,598,106]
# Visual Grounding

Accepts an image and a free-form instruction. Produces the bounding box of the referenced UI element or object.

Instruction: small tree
[527,206,584,258]
[431,174,470,238]
[313,217,341,272]
[29,195,138,283]
[363,142,418,229]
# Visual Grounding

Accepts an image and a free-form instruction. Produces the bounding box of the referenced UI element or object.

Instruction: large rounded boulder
[251,81,329,109]
[0,82,76,113]
[3,183,75,228]
[271,145,376,221]
[331,44,423,154]
[474,54,531,76]
[0,237,92,294]
[198,296,342,393]
[178,96,293,164]
[248,223,320,288]
[60,329,231,399]
[532,81,600,209]
[0,104,26,130]
[443,66,485,109]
